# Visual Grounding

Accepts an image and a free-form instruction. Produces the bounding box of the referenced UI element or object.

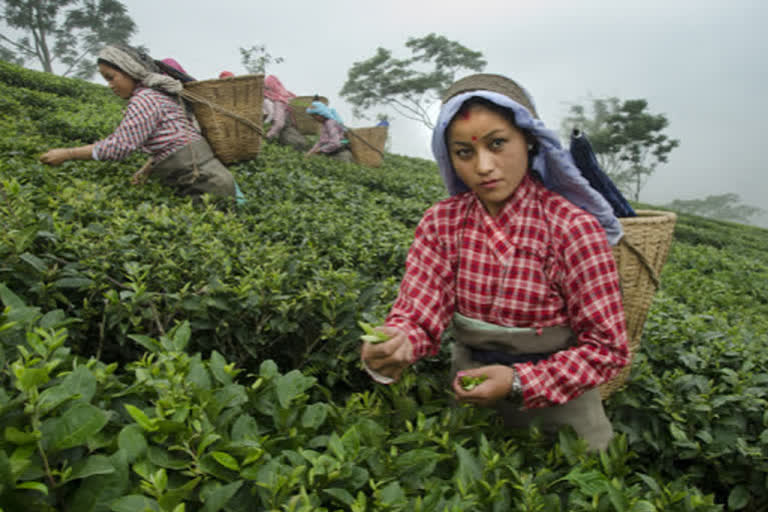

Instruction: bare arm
[39,144,96,166]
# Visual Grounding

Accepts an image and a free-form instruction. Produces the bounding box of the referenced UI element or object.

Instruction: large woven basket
[348,126,388,167]
[181,74,264,164]
[290,96,328,135]
[599,209,677,399]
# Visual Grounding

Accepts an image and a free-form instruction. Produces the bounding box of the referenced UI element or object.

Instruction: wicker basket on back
[290,96,329,135]
[180,74,264,164]
[599,210,677,398]
[348,126,388,167]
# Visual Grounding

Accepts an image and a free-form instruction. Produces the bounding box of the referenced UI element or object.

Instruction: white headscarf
[98,45,182,95]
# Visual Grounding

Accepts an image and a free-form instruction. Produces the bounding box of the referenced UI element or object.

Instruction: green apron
[451,312,614,451]
[149,138,235,198]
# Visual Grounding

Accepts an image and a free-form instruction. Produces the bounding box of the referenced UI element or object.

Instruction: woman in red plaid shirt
[361,74,629,451]
[40,45,236,200]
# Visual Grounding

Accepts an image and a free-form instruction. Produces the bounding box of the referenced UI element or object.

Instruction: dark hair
[154,59,196,83]
[446,96,540,160]
[96,58,126,75]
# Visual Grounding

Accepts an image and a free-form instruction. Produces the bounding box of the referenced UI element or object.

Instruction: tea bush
[1,61,766,510]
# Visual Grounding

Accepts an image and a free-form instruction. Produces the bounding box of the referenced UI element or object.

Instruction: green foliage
[340,33,487,129]
[238,44,284,75]
[0,296,723,510]
[2,60,768,510]
[665,193,765,225]
[0,0,137,78]
[562,97,680,201]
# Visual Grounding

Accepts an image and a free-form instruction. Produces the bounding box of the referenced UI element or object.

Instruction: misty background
[9,0,768,226]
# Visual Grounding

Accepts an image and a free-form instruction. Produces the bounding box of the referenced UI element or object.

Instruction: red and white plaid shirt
[94,86,201,162]
[386,174,629,408]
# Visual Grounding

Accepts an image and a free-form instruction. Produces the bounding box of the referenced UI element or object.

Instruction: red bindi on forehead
[471,136,477,141]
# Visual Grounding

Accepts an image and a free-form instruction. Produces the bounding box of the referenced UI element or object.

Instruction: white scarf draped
[98,45,183,95]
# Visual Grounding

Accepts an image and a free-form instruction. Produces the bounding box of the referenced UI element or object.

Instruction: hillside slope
[1,62,767,510]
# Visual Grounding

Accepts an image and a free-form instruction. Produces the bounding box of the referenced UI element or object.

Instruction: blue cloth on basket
[568,130,635,218]
[432,90,623,245]
[234,181,246,206]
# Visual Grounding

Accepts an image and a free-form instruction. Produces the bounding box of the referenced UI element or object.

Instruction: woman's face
[98,62,137,99]
[447,104,529,217]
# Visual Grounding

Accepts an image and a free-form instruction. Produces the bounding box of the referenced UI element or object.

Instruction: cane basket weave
[181,74,264,164]
[290,96,328,135]
[347,126,388,167]
[599,210,677,399]
[441,73,539,118]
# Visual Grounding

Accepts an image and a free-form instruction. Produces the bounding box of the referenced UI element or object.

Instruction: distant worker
[39,44,237,201]
[263,75,308,151]
[219,71,235,79]
[305,101,353,162]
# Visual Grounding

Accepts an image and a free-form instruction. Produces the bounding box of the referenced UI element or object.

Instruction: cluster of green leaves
[0,288,721,511]
[1,61,767,510]
[0,61,442,387]
[339,33,487,129]
[609,211,768,510]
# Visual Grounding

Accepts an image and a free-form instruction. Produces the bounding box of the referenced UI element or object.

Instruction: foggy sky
[49,1,768,225]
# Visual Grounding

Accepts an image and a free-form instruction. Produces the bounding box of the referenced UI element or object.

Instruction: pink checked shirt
[386,174,629,408]
[309,118,346,154]
[266,100,292,139]
[94,86,201,162]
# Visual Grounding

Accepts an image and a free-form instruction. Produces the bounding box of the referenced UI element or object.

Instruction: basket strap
[619,237,660,289]
[180,89,265,137]
[345,128,385,158]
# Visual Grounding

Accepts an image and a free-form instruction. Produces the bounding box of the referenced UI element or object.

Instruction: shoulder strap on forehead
[442,74,539,119]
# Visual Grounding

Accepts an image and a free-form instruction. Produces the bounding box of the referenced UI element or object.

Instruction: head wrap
[98,45,182,95]
[432,87,623,245]
[160,58,188,75]
[306,101,344,125]
[264,75,296,104]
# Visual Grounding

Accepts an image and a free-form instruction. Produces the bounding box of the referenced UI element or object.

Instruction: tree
[562,97,680,201]
[0,0,137,78]
[239,44,283,75]
[665,193,764,224]
[340,33,487,130]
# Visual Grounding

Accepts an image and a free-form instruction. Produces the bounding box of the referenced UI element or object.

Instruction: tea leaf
[211,451,239,471]
[42,402,109,451]
[110,495,161,512]
[68,455,115,481]
[199,480,244,512]
[117,424,148,463]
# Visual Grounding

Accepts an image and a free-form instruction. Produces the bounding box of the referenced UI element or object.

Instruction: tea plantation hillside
[1,61,766,511]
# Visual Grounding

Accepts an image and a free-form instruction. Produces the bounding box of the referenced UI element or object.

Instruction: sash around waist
[453,312,576,363]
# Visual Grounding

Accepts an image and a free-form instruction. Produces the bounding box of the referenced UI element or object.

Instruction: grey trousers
[149,139,235,198]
